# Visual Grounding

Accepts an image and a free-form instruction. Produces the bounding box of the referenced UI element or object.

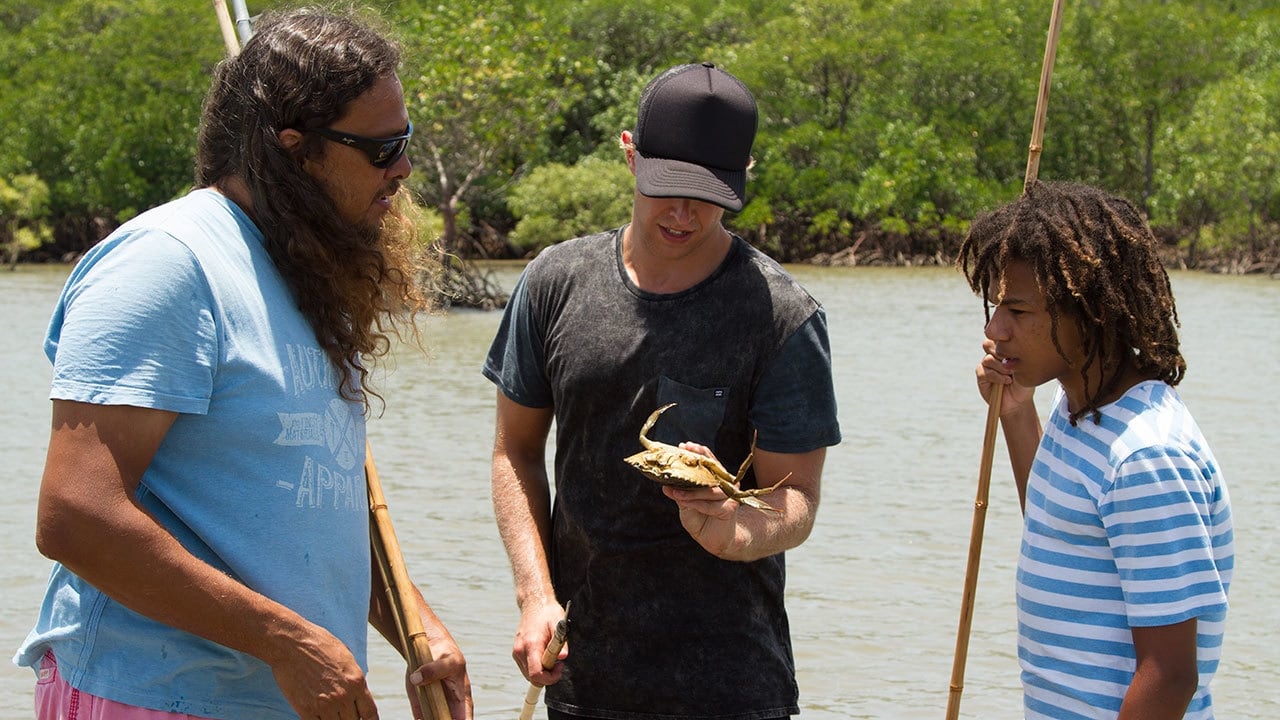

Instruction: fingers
[352,693,380,720]
[977,356,1011,385]
[663,485,737,520]
[409,636,466,684]
[290,687,378,720]
[407,665,474,720]
[522,640,564,686]
[677,441,714,458]
[444,672,476,720]
[975,340,1012,406]
[271,624,380,720]
[978,341,1010,378]
[975,337,1037,417]
[512,604,566,685]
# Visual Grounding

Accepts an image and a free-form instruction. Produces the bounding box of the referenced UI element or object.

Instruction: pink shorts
[35,652,216,720]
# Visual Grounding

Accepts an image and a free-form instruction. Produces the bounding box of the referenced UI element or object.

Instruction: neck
[621,223,732,294]
[1064,358,1149,416]
[210,176,254,217]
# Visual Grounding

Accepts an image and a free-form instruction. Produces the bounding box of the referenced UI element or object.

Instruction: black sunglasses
[309,121,413,168]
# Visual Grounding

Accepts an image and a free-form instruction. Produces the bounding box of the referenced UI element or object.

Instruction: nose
[670,198,694,222]
[984,305,1009,341]
[387,151,411,180]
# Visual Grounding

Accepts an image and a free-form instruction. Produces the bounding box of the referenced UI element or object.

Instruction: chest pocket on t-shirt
[654,376,729,451]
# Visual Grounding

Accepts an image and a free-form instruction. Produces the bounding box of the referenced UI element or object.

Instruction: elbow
[34,511,79,564]
[1133,656,1200,711]
[33,493,111,568]
[1165,667,1201,707]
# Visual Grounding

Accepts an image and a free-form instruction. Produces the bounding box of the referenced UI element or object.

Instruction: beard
[362,185,420,252]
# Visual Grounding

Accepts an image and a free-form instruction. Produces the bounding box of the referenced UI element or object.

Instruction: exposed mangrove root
[420,247,509,310]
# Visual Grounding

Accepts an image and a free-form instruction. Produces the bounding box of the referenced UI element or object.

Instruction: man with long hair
[962,181,1234,719]
[14,8,472,719]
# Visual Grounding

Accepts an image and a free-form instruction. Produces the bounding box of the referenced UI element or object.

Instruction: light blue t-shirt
[14,189,372,719]
[1018,382,1233,720]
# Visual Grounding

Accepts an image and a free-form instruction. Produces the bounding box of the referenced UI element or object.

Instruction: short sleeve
[749,307,842,453]
[46,230,218,414]
[1101,445,1230,626]
[481,268,552,408]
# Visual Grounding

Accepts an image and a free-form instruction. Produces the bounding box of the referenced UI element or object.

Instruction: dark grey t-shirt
[483,228,841,720]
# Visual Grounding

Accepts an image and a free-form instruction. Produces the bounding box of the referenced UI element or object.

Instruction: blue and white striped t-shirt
[1017,381,1233,720]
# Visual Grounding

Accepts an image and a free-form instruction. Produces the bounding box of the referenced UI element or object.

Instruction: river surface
[1,262,1276,719]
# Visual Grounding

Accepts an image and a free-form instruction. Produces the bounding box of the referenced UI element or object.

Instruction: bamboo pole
[945,1,1065,718]
[944,386,1003,719]
[211,0,240,56]
[1023,0,1067,191]
[367,443,453,720]
[517,603,571,720]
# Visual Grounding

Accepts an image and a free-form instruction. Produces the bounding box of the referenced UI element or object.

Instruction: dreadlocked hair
[957,180,1185,424]
[194,6,429,411]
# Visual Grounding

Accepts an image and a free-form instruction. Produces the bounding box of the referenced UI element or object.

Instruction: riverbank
[10,228,1280,277]
[803,238,1280,276]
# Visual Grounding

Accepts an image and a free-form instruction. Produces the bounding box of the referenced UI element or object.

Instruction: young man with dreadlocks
[14,7,472,720]
[960,181,1234,720]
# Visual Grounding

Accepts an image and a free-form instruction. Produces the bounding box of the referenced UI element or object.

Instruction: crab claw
[638,402,677,448]
[737,496,782,514]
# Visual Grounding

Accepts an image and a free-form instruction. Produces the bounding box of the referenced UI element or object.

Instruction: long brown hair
[958,181,1185,423]
[195,6,428,408]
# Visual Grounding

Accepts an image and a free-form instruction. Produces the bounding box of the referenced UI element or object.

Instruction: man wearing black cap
[485,63,841,720]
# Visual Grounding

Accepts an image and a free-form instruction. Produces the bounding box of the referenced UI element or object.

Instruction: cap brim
[633,150,746,212]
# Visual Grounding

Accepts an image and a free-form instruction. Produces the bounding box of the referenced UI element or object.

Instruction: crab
[623,402,788,514]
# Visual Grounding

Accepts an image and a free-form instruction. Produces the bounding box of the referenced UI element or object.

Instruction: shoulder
[529,229,616,268]
[1082,382,1222,496]
[519,228,619,294]
[732,237,819,304]
[719,237,822,335]
[1108,382,1206,460]
[80,191,252,274]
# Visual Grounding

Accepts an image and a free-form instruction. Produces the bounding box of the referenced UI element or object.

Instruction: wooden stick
[210,0,240,56]
[945,385,1003,719]
[518,603,571,720]
[1024,0,1066,192]
[946,2,1064,718]
[367,442,453,720]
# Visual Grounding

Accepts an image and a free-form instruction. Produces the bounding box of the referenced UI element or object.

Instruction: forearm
[490,395,558,611]
[38,494,308,667]
[717,482,818,562]
[491,460,556,610]
[999,402,1041,512]
[676,446,823,563]
[1117,667,1198,720]
[369,573,451,655]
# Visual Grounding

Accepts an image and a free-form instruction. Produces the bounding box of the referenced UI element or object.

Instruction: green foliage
[1048,0,1231,202]
[0,0,224,220]
[1,174,53,258]
[507,156,634,253]
[726,0,1021,255]
[1152,71,1280,241]
[0,174,50,221]
[393,1,577,231]
[0,0,1277,262]
[540,0,782,164]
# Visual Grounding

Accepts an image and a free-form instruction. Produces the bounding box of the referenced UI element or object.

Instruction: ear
[620,130,636,174]
[278,128,306,156]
